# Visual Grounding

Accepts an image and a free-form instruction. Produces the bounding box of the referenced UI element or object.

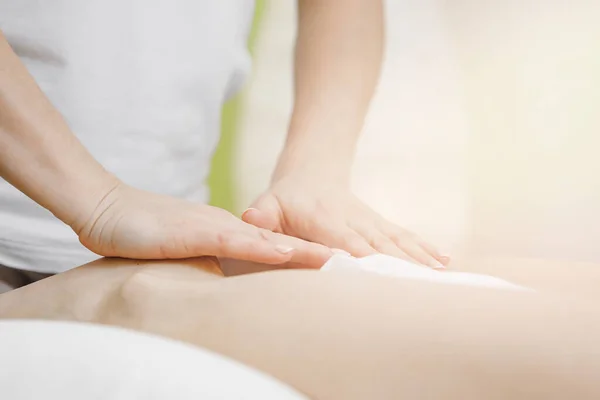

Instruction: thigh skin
[1,256,600,399]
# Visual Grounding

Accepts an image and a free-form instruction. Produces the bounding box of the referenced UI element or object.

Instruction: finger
[259,229,334,269]
[377,220,449,266]
[208,230,295,265]
[388,231,446,269]
[327,227,378,258]
[278,213,376,258]
[351,219,444,268]
[351,225,415,262]
[241,196,281,232]
[397,240,446,269]
[418,239,451,266]
[438,255,451,266]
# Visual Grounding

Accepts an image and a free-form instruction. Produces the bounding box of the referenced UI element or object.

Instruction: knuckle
[391,230,413,244]
[257,228,272,241]
[342,235,372,256]
[314,198,329,214]
[342,233,361,247]
[404,229,418,239]
[214,207,233,217]
[216,231,234,250]
[370,236,390,250]
[406,247,429,262]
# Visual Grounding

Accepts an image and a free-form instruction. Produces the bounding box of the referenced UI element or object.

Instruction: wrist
[271,160,352,194]
[63,169,123,235]
[272,150,353,188]
[273,132,356,187]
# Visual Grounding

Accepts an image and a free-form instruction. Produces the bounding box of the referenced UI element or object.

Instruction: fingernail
[431,260,446,270]
[439,255,451,265]
[242,208,258,218]
[332,248,350,255]
[275,245,294,254]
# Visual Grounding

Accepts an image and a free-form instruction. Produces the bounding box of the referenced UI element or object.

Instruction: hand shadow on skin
[219,258,307,277]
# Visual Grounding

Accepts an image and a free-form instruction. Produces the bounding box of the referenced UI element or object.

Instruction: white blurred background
[232,0,600,263]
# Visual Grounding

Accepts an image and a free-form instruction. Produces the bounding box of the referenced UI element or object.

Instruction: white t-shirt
[0,1,255,273]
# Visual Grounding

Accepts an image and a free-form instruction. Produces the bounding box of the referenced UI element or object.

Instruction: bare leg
[223,255,600,298]
[454,256,600,298]
[1,257,600,399]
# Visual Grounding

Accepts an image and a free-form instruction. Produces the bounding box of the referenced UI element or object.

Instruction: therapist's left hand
[242,175,449,269]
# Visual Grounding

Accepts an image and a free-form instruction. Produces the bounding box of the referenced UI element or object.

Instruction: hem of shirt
[0,238,100,274]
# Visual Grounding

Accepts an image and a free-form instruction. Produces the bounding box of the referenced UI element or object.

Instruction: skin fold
[1,256,600,399]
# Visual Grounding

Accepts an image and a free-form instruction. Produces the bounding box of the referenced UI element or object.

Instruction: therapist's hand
[242,176,448,269]
[71,182,333,268]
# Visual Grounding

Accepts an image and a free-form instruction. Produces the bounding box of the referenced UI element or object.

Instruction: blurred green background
[208,0,266,213]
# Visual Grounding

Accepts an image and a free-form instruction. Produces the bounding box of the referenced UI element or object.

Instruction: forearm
[273,0,384,183]
[0,31,118,229]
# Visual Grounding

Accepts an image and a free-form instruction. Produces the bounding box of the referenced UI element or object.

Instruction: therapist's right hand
[71,181,334,268]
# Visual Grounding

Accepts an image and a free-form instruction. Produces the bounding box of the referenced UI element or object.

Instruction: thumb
[241,195,282,232]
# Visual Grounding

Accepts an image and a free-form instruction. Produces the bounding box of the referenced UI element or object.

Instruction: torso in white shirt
[0,0,255,273]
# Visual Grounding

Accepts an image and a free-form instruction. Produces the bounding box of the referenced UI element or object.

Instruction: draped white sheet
[0,320,306,400]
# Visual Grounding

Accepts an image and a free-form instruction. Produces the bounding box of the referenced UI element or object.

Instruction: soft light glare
[236,0,600,262]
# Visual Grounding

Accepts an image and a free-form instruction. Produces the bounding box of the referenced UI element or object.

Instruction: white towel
[0,320,307,400]
[321,254,531,292]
